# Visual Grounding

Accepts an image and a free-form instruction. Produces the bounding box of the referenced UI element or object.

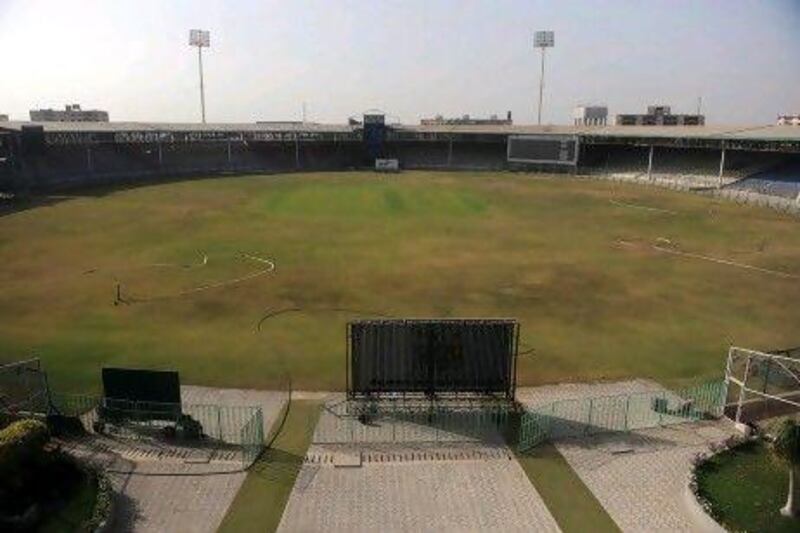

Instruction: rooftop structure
[573,106,608,126]
[421,112,512,126]
[777,114,800,126]
[29,104,109,123]
[615,105,704,127]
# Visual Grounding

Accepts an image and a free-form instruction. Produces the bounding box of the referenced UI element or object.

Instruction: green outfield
[1,171,798,393]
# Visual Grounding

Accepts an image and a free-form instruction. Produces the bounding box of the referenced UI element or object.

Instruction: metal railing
[51,393,264,466]
[313,399,516,445]
[517,380,727,451]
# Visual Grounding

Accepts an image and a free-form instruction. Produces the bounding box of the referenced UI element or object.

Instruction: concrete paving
[64,386,287,533]
[278,444,561,533]
[556,421,734,532]
[516,379,666,408]
[519,379,735,532]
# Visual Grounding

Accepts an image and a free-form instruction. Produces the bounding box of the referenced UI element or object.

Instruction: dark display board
[101,367,181,406]
[348,319,517,397]
[507,135,578,164]
[363,114,386,160]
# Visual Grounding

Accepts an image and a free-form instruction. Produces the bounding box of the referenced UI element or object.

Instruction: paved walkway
[556,421,733,532]
[516,379,666,408]
[520,379,734,532]
[64,386,287,533]
[278,444,561,533]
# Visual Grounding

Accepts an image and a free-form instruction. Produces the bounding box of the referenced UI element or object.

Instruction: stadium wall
[3,126,800,217]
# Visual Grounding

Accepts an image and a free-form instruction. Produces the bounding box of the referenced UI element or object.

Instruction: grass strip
[218,400,321,533]
[515,443,620,533]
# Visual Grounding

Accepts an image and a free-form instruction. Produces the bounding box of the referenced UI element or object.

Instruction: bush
[0,419,53,519]
[0,419,49,475]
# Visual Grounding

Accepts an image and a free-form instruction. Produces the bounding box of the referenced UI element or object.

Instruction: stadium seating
[450,142,506,170]
[725,156,800,200]
[392,141,450,169]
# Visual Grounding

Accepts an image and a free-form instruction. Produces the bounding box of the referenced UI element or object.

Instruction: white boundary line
[126,252,275,302]
[652,244,799,280]
[609,199,678,215]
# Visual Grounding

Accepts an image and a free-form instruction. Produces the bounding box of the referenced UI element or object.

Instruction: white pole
[198,46,206,124]
[735,355,752,424]
[537,48,546,125]
[718,146,726,188]
[647,145,654,180]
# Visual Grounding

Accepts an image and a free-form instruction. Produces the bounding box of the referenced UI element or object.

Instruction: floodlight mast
[533,31,554,125]
[189,29,211,124]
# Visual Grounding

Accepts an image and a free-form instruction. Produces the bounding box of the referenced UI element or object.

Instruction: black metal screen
[507,135,578,164]
[348,319,518,398]
[101,367,181,406]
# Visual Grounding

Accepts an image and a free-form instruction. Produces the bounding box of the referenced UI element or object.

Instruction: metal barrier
[517,380,727,451]
[313,399,516,445]
[51,393,264,467]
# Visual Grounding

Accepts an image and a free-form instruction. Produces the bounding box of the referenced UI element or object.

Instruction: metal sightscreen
[348,319,518,398]
[102,367,182,409]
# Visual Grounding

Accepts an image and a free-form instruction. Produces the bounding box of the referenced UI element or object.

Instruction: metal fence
[0,358,50,416]
[518,380,727,451]
[725,346,800,423]
[313,398,516,445]
[52,393,265,467]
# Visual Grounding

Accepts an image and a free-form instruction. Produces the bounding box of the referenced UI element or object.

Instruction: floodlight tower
[533,30,554,125]
[189,29,211,124]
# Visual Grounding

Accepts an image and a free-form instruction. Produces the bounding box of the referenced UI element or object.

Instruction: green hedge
[83,470,113,532]
[0,419,49,476]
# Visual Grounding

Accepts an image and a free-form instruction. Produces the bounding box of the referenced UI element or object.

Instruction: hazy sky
[0,0,798,125]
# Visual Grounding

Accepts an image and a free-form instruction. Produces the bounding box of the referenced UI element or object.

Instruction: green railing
[51,393,265,467]
[313,400,516,445]
[240,409,265,465]
[517,380,727,451]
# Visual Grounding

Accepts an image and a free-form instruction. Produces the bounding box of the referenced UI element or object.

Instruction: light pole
[189,29,211,124]
[534,30,554,125]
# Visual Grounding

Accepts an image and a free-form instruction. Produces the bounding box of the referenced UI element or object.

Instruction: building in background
[420,112,512,126]
[573,105,608,126]
[29,104,109,122]
[777,114,800,126]
[615,105,704,126]
[0,114,8,122]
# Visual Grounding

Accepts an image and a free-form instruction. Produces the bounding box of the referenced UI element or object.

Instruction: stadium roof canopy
[0,120,353,134]
[398,123,800,142]
[2,120,800,145]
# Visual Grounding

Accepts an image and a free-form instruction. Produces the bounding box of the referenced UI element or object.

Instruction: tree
[772,419,800,518]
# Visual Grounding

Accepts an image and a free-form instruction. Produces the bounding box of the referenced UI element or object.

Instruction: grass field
[696,440,799,532]
[1,171,799,393]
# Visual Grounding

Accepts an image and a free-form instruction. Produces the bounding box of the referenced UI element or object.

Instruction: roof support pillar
[447,136,453,167]
[718,144,726,188]
[647,145,654,180]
